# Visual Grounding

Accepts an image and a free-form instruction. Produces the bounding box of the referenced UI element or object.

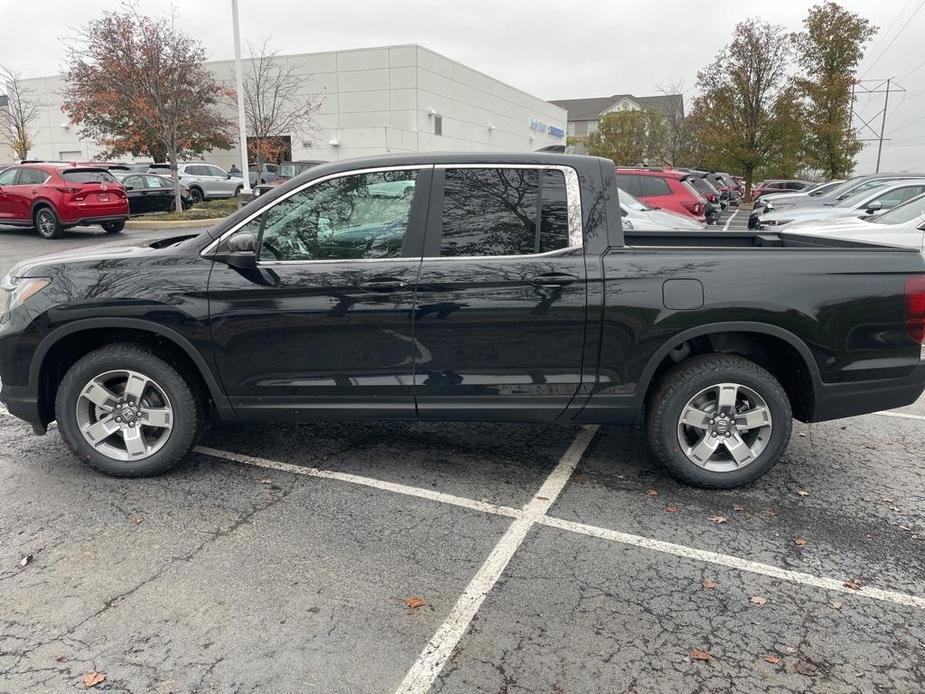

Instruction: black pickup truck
[2,153,925,488]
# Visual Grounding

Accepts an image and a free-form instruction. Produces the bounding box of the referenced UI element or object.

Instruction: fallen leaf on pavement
[666,506,680,513]
[733,505,746,512]
[785,646,797,654]
[797,490,810,497]
[261,479,273,485]
[55,655,67,663]
[881,497,895,504]
[702,579,717,589]
[830,600,843,609]
[573,472,588,483]
[689,649,712,662]
[767,509,778,517]
[132,517,143,525]
[795,660,818,676]
[794,537,807,546]
[403,597,426,609]
[844,579,863,591]
[19,554,32,567]
[709,515,728,524]
[82,672,106,688]
[750,596,768,605]
[765,655,781,664]
[646,489,659,497]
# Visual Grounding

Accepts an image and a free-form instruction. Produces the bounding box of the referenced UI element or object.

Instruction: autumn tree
[0,66,41,160]
[243,39,321,166]
[795,2,876,178]
[689,19,802,196]
[62,8,234,210]
[585,109,669,165]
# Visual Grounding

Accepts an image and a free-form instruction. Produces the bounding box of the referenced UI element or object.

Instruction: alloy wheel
[75,369,174,461]
[676,382,772,472]
[36,210,57,237]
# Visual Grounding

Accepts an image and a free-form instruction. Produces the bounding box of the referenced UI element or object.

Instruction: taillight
[54,186,81,194]
[906,276,925,345]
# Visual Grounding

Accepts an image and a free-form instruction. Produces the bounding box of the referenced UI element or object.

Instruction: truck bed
[623,230,916,251]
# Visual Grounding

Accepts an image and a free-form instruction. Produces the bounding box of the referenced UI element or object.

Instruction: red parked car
[614,168,707,223]
[0,163,129,239]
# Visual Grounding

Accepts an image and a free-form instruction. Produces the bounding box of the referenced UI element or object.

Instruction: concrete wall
[14,44,566,168]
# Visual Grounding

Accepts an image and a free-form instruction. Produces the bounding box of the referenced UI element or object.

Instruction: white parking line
[722,209,740,230]
[194,446,524,519]
[539,516,925,610]
[873,410,925,422]
[393,425,599,694]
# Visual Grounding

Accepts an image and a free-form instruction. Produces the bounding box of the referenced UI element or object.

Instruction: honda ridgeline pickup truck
[3,154,925,488]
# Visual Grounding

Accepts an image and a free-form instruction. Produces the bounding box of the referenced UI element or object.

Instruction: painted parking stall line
[194,446,524,519]
[722,209,740,230]
[392,425,600,694]
[873,410,925,422]
[538,515,925,611]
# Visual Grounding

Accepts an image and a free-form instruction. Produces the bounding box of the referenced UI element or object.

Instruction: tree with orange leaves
[62,6,233,211]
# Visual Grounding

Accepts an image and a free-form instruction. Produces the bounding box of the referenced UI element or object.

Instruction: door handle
[359,279,410,293]
[528,273,579,288]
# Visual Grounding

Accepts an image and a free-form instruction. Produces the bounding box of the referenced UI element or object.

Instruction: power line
[890,111,925,135]
[900,55,925,81]
[862,0,925,78]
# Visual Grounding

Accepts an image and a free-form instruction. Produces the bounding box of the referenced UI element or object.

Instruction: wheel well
[31,201,54,220]
[38,328,212,424]
[645,332,815,421]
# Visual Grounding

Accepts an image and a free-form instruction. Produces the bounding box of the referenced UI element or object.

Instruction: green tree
[688,19,801,196]
[585,109,668,165]
[795,2,876,177]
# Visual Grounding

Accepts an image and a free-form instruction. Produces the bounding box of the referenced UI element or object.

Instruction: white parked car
[758,179,925,229]
[148,162,242,203]
[619,189,705,231]
[784,192,925,249]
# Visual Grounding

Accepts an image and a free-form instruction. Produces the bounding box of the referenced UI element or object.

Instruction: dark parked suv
[3,153,925,489]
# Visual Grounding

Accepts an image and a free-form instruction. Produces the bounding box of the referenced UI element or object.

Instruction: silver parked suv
[149,162,242,203]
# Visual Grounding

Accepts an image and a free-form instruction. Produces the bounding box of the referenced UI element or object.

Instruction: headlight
[762,219,793,227]
[1,275,51,317]
[253,188,261,196]
[622,218,634,230]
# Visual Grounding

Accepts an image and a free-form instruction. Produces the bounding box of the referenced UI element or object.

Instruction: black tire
[102,220,125,234]
[189,187,204,204]
[55,343,204,477]
[646,354,792,489]
[234,185,243,197]
[34,206,64,239]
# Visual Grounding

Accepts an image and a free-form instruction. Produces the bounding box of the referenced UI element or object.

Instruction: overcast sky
[1,0,923,172]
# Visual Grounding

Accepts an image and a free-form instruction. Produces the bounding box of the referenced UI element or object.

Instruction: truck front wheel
[647,354,792,488]
[55,344,204,477]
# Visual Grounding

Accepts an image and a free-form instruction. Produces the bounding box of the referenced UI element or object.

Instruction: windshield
[807,180,843,196]
[618,188,652,211]
[836,181,887,207]
[688,178,717,194]
[836,178,888,201]
[869,192,925,225]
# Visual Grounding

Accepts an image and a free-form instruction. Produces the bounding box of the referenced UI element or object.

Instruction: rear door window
[438,168,572,257]
[614,174,641,197]
[17,168,49,185]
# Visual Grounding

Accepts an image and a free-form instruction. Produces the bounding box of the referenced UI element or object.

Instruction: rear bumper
[61,214,129,227]
[810,362,925,422]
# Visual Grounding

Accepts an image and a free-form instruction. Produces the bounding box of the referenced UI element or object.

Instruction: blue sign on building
[530,118,564,139]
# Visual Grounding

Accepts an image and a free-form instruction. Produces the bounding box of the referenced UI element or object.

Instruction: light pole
[232,0,251,194]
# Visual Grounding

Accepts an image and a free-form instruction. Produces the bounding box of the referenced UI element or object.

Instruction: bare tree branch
[0,66,41,160]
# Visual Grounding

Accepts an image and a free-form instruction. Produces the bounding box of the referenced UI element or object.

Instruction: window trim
[202,163,583,263]
[202,164,433,263]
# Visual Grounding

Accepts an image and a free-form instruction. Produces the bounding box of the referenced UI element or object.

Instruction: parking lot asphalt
[2,206,924,693]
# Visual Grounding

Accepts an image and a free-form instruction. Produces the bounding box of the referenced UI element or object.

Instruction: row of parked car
[750,173,925,248]
[613,167,744,229]
[0,158,330,238]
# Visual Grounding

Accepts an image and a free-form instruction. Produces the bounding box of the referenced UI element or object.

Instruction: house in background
[549,93,684,154]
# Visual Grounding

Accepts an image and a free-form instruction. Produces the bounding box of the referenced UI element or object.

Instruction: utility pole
[231,0,251,195]
[875,78,891,173]
[850,78,905,173]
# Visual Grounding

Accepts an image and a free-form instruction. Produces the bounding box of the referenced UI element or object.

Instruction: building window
[434,114,443,136]
[587,120,598,134]
[567,122,575,136]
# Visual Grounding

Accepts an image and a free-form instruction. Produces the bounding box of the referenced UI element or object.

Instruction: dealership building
[5,45,567,167]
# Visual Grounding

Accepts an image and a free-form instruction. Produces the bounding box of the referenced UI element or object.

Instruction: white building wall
[13,44,566,167]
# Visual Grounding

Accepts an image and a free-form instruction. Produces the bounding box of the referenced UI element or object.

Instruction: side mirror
[227,173,232,179]
[124,185,134,191]
[865,201,883,213]
[213,232,258,269]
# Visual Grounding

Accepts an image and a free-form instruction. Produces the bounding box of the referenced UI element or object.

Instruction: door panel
[208,166,430,419]
[413,166,587,421]
[0,167,22,220]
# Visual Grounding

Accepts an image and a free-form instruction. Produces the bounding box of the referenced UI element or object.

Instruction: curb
[124,218,226,230]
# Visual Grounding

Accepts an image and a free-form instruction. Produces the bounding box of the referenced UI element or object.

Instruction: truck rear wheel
[647,354,792,488]
[55,344,203,477]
